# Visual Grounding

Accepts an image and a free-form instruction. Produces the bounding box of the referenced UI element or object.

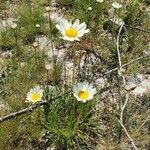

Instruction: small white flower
[88,7,92,10]
[45,64,52,70]
[73,81,96,102]
[112,2,122,9]
[56,19,90,41]
[36,24,40,28]
[96,0,104,3]
[45,62,53,70]
[26,86,44,103]
[45,6,51,12]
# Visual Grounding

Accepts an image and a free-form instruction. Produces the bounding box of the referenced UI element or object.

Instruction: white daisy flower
[56,19,90,41]
[112,2,122,9]
[26,86,44,103]
[73,81,96,102]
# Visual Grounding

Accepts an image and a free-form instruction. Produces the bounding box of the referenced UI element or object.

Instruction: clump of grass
[43,86,99,149]
[0,27,17,48]
[15,3,47,44]
[0,51,46,149]
[0,111,43,149]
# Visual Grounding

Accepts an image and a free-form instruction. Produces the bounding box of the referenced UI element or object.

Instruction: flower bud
[35,24,40,28]
[46,6,51,12]
[33,42,38,48]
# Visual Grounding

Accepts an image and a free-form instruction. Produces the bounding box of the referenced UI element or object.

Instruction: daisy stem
[48,11,54,58]
[28,0,33,15]
[72,43,76,84]
[34,47,37,66]
[43,101,51,122]
[13,29,18,49]
[46,70,49,83]
[64,57,67,91]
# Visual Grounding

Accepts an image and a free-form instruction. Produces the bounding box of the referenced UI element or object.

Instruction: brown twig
[118,119,138,150]
[120,93,129,124]
[0,101,46,123]
[116,24,126,85]
[125,25,150,33]
[0,91,70,123]
[100,53,150,77]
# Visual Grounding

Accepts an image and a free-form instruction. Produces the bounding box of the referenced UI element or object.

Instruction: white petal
[82,100,87,103]
[78,82,84,89]
[77,23,86,31]
[60,19,70,30]
[83,81,89,88]
[75,37,80,41]
[77,30,89,38]
[62,36,75,41]
[73,85,78,92]
[82,29,90,33]
[56,24,61,30]
[72,19,80,28]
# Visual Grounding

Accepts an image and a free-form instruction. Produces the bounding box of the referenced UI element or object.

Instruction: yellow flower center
[78,90,90,100]
[65,28,78,38]
[31,92,42,102]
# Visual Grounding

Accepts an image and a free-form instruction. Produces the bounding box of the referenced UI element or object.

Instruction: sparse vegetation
[0,0,150,149]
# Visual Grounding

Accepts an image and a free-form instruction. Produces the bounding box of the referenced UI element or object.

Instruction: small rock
[1,51,13,58]
[132,87,147,96]
[124,82,136,91]
[141,79,150,90]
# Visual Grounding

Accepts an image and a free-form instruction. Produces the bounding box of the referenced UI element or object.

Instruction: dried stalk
[116,24,138,150]
[116,24,126,85]
[118,119,138,150]
[125,25,150,33]
[101,53,149,77]
[0,91,70,123]
[120,93,129,124]
[0,101,46,123]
